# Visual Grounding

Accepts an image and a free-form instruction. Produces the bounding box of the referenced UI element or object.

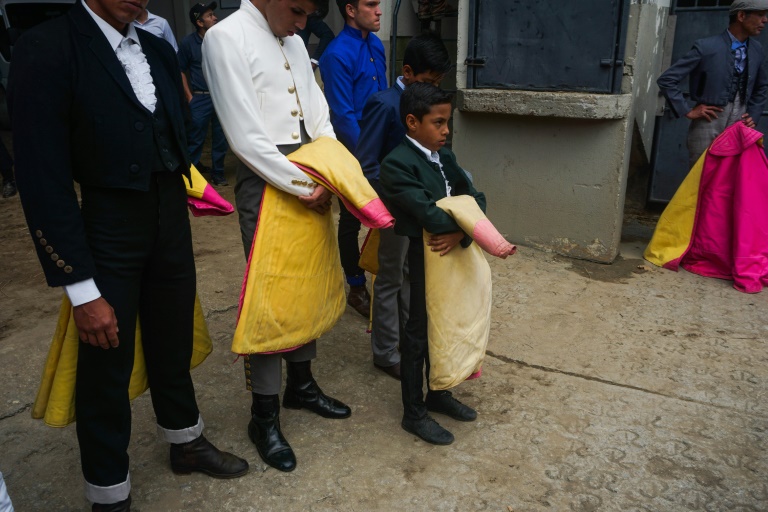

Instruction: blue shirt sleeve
[355,93,393,182]
[320,51,360,151]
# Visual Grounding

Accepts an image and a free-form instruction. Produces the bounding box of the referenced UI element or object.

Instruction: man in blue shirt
[179,2,229,186]
[355,33,450,380]
[320,0,386,317]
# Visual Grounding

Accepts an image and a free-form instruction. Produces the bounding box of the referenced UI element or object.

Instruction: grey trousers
[236,128,316,396]
[687,96,745,168]
[371,227,409,367]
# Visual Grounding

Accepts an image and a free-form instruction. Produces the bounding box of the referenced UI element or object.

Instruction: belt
[193,90,210,95]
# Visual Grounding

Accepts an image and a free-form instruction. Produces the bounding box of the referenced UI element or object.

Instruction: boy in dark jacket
[355,32,452,380]
[380,83,486,445]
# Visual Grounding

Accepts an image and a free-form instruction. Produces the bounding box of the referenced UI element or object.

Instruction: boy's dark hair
[403,32,452,76]
[400,82,453,128]
[335,0,358,20]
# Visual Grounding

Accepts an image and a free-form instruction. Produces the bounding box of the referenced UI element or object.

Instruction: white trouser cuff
[157,415,204,444]
[84,473,130,505]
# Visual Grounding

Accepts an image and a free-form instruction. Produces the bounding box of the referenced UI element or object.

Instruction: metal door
[649,0,768,203]
[466,0,630,93]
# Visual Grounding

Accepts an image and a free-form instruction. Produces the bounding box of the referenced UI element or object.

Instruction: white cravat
[115,37,156,112]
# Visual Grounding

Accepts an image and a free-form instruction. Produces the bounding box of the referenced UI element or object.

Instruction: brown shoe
[92,496,131,512]
[374,361,401,380]
[170,435,249,479]
[347,285,371,318]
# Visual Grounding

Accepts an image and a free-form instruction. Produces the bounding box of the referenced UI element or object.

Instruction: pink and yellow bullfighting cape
[32,170,234,427]
[644,122,768,293]
[425,195,516,390]
[232,137,394,355]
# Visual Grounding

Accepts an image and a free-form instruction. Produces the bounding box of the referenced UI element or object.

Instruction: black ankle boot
[247,393,296,472]
[283,361,352,419]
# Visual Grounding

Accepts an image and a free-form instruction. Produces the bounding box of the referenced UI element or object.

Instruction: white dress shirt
[201,0,336,197]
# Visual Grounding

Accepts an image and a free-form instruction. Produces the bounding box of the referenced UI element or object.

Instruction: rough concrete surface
[0,154,766,511]
[457,90,633,120]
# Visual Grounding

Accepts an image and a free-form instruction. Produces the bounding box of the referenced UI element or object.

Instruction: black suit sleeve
[8,28,97,287]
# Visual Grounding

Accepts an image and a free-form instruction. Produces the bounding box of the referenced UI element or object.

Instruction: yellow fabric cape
[32,295,212,427]
[233,137,384,354]
[426,196,492,390]
[644,151,707,267]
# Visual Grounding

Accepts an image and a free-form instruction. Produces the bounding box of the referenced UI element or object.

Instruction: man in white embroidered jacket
[202,0,351,474]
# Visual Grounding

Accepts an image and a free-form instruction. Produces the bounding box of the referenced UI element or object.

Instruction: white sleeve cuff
[64,279,101,307]
[311,58,319,66]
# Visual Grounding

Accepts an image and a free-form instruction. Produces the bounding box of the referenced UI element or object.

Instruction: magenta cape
[645,122,768,293]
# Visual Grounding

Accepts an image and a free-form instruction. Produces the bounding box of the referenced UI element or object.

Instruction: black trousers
[75,172,199,487]
[337,198,365,284]
[400,236,431,421]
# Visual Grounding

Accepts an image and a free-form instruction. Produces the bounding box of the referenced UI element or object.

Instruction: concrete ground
[0,153,766,511]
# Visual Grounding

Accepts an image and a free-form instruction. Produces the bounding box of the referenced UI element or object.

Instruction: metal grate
[674,0,733,10]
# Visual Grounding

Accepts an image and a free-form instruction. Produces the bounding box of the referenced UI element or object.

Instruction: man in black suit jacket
[8,0,248,510]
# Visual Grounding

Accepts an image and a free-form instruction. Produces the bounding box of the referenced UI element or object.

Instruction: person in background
[179,2,229,186]
[657,0,768,167]
[319,0,385,318]
[132,1,178,52]
[297,0,334,71]
[354,32,451,380]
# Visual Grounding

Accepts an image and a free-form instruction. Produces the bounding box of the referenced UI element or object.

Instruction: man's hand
[427,231,465,256]
[686,104,723,122]
[298,184,333,214]
[73,297,120,350]
[741,113,756,128]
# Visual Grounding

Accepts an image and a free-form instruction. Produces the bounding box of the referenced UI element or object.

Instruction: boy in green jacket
[380,83,487,445]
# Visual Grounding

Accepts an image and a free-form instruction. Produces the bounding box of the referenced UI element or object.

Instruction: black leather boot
[170,435,249,478]
[247,393,296,472]
[283,361,352,419]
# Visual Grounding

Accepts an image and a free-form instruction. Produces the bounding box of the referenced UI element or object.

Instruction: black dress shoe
[347,285,371,318]
[248,416,297,472]
[283,379,352,419]
[374,361,401,380]
[401,415,454,445]
[92,496,131,512]
[425,390,477,422]
[170,435,249,478]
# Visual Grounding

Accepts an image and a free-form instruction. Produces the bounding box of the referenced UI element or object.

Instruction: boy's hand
[298,184,333,214]
[428,231,465,256]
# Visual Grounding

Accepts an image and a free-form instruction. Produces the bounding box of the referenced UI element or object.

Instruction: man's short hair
[400,82,453,127]
[403,32,452,77]
[336,0,359,20]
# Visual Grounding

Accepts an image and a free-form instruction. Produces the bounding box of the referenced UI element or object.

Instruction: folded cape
[232,137,393,355]
[426,195,515,390]
[32,295,212,427]
[183,164,234,217]
[645,122,768,293]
